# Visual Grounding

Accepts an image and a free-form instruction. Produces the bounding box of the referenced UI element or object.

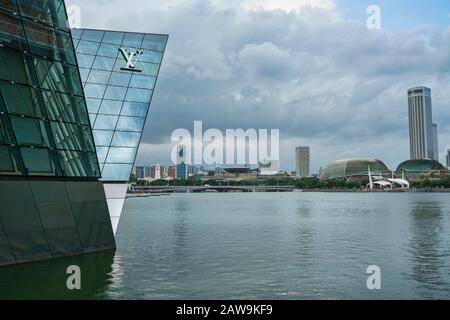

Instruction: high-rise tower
[408,87,434,160]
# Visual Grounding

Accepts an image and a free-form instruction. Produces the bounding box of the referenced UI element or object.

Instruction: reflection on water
[407,197,450,298]
[0,251,115,300]
[1,193,450,299]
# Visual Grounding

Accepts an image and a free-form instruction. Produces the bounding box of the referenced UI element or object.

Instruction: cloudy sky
[66,0,450,173]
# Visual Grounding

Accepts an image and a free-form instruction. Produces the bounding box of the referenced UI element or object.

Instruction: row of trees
[131,175,450,189]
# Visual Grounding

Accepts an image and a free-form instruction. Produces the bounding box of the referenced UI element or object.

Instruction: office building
[446,149,450,167]
[176,145,188,179]
[432,123,439,162]
[408,87,435,160]
[72,28,168,233]
[0,1,115,266]
[135,165,145,179]
[296,147,310,178]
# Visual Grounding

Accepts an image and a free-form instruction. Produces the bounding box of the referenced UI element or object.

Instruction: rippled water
[1,192,450,300]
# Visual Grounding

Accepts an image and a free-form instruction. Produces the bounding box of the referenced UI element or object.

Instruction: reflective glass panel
[0,48,37,85]
[141,34,168,52]
[109,72,131,87]
[85,98,102,114]
[98,43,119,58]
[76,40,100,55]
[129,74,156,89]
[101,163,133,181]
[120,102,149,118]
[125,88,152,103]
[57,150,100,177]
[92,56,116,71]
[87,70,111,84]
[0,145,23,175]
[105,147,136,163]
[42,91,90,125]
[76,54,95,68]
[111,131,140,147]
[98,100,122,115]
[95,146,109,163]
[34,58,83,96]
[0,10,28,51]
[81,30,104,42]
[20,147,59,176]
[92,130,113,146]
[104,86,127,100]
[0,82,46,117]
[140,51,163,64]
[50,122,95,152]
[17,0,69,30]
[122,33,143,48]
[83,83,107,99]
[116,117,145,132]
[103,31,124,45]
[94,115,118,130]
[10,116,52,148]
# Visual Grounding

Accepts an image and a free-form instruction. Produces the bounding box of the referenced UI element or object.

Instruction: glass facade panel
[0,48,38,86]
[111,131,140,147]
[102,163,133,181]
[84,83,107,99]
[86,98,102,114]
[98,100,122,115]
[104,85,127,100]
[17,0,69,30]
[94,115,118,130]
[116,116,145,132]
[105,147,136,163]
[0,10,28,51]
[0,81,46,117]
[75,28,167,182]
[57,150,100,177]
[10,116,52,148]
[109,72,131,87]
[102,31,124,45]
[92,130,113,146]
[95,146,108,163]
[42,91,90,125]
[87,70,111,84]
[0,0,19,12]
[129,74,156,89]
[98,43,120,58]
[76,40,100,55]
[0,145,23,175]
[23,20,76,65]
[142,34,168,52]
[50,122,95,152]
[92,56,115,71]
[20,147,59,176]
[125,88,153,103]
[77,54,95,68]
[121,102,149,118]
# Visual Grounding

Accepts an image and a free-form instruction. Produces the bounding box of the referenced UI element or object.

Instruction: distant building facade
[446,149,450,167]
[408,87,435,160]
[432,123,439,162]
[296,147,310,178]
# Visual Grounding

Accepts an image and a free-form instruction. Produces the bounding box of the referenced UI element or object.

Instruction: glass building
[72,28,168,233]
[0,0,115,266]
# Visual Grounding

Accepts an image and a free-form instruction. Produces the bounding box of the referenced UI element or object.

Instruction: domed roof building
[320,158,390,180]
[396,159,445,173]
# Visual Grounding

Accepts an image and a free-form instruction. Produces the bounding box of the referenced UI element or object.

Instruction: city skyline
[66,0,450,173]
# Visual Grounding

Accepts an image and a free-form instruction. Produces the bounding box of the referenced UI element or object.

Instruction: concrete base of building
[0,179,116,267]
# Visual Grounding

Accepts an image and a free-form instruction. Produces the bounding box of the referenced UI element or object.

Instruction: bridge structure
[130,185,296,194]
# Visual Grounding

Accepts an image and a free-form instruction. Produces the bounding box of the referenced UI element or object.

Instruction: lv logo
[119,48,143,72]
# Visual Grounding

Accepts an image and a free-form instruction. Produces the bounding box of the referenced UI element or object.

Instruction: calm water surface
[1,192,450,299]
